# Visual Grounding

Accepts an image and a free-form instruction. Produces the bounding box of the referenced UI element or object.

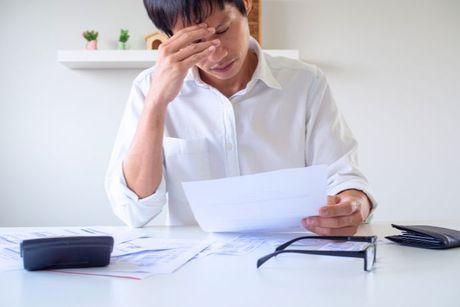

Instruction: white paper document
[111,237,210,257]
[55,238,212,279]
[182,165,327,232]
[0,245,22,271]
[195,232,305,258]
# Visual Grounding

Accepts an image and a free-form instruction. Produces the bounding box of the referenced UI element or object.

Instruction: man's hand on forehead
[165,24,218,51]
[145,22,221,105]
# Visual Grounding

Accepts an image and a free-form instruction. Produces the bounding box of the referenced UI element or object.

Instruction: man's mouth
[211,59,236,72]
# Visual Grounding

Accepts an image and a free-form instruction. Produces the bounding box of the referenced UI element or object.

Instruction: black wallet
[385,224,460,249]
[20,236,114,271]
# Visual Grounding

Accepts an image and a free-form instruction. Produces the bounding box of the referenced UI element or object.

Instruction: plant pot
[85,40,98,50]
[118,42,129,50]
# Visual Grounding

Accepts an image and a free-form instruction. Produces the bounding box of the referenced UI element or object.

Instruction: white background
[1,0,459,226]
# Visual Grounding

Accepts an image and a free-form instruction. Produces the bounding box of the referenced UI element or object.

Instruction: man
[105,0,376,235]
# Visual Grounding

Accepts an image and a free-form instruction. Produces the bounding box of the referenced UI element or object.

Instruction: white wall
[1,0,459,226]
[270,0,460,222]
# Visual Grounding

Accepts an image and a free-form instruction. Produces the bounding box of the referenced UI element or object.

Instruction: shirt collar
[184,36,282,90]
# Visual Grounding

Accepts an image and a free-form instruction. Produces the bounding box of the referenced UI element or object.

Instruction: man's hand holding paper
[302,190,371,236]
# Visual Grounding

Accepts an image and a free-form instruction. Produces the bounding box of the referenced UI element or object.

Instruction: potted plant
[118,29,130,50]
[82,30,99,50]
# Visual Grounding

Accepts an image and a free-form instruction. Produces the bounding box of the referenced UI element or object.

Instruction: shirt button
[226,143,234,151]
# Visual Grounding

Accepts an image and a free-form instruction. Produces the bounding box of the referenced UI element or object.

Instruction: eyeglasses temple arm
[257,250,364,268]
[276,236,377,252]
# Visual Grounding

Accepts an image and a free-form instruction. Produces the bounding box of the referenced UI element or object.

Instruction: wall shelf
[57,49,300,69]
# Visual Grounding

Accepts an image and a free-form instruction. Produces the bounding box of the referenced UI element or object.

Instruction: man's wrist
[145,96,168,115]
[146,94,167,109]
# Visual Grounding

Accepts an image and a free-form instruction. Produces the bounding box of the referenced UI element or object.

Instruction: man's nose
[207,44,228,63]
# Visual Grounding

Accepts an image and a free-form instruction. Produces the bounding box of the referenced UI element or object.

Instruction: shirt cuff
[107,165,167,228]
[327,181,377,224]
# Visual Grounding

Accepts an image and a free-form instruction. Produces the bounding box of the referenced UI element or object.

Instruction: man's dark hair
[143,0,248,37]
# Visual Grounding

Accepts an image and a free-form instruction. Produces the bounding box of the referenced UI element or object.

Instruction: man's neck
[199,50,258,98]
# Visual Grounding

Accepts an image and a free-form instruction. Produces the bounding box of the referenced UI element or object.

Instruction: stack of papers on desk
[195,232,305,258]
[0,227,213,280]
[183,165,327,232]
[194,232,372,259]
[57,237,213,279]
[0,227,371,279]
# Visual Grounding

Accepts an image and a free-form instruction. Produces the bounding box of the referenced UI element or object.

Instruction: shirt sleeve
[104,80,167,228]
[305,68,377,223]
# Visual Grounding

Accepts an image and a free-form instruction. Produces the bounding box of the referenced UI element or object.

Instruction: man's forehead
[173,4,232,32]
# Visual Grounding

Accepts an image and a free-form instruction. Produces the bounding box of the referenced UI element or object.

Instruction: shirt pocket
[163,137,212,183]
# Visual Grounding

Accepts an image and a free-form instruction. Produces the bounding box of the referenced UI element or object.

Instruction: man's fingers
[327,195,340,205]
[181,45,218,68]
[303,211,363,229]
[319,200,359,217]
[164,23,207,45]
[168,27,216,52]
[173,39,220,62]
[302,192,368,235]
[305,225,358,236]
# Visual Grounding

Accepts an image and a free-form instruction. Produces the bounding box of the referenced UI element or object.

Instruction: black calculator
[20,236,114,271]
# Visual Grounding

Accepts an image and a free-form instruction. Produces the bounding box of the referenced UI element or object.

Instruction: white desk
[1,220,459,307]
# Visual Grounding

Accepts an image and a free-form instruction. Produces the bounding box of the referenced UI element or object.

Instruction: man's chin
[199,71,235,82]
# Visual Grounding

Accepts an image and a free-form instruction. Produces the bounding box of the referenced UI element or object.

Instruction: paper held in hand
[182,165,327,232]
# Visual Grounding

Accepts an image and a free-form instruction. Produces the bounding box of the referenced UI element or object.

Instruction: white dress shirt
[105,37,376,228]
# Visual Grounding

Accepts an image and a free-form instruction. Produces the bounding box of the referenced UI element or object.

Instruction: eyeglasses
[257,235,377,271]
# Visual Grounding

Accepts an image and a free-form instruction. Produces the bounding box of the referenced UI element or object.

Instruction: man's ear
[244,0,253,15]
